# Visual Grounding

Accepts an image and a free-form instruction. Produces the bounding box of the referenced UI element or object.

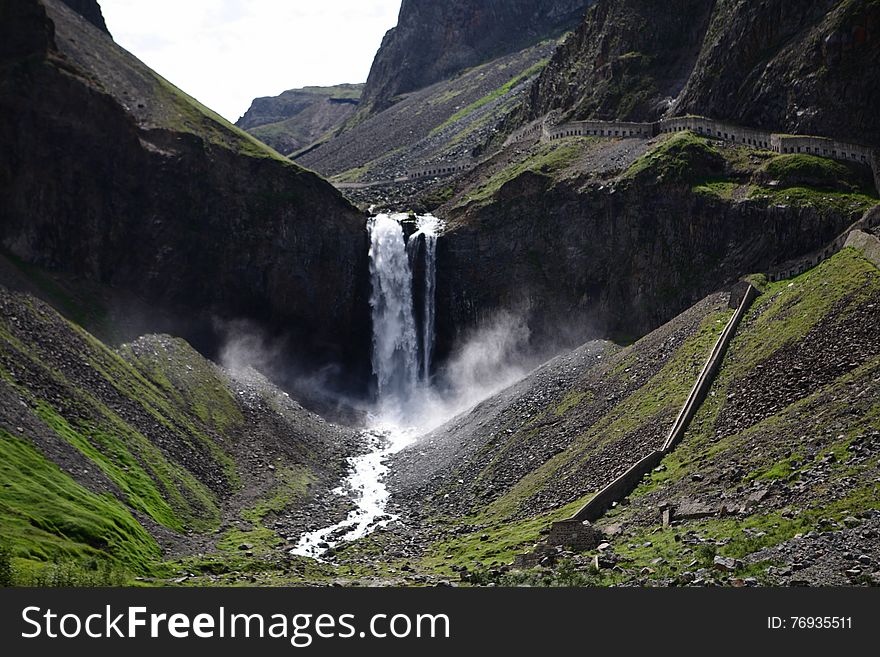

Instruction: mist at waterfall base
[367,213,532,433]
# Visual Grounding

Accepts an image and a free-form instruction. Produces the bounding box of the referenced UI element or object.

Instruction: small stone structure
[405,160,473,181]
[546,519,603,551]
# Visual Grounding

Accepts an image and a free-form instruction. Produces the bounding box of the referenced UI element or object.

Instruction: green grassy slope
[582,248,880,584]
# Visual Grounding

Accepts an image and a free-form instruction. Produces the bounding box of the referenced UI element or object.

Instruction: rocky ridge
[361,0,593,113]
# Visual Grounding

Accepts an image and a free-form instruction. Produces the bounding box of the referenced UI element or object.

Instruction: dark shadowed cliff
[0,0,372,392]
[361,0,594,112]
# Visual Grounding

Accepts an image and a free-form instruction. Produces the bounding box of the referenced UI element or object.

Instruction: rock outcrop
[361,0,593,112]
[521,0,714,122]
[0,0,371,392]
[59,0,109,34]
[433,134,876,361]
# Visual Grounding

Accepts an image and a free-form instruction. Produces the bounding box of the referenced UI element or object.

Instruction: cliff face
[236,84,363,156]
[521,0,714,122]
[519,0,880,145]
[0,0,371,392]
[361,0,593,112]
[671,0,880,145]
[432,132,878,360]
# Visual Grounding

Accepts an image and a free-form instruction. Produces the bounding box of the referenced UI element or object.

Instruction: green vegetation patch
[759,153,876,194]
[433,58,549,134]
[748,186,877,216]
[729,248,880,375]
[625,131,726,184]
[0,430,159,574]
[460,139,587,207]
[480,306,732,521]
[422,495,593,575]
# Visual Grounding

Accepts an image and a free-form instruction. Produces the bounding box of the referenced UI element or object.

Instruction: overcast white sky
[100,0,402,122]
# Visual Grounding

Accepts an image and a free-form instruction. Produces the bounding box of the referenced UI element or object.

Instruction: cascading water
[408,214,441,383]
[369,213,420,417]
[291,213,442,560]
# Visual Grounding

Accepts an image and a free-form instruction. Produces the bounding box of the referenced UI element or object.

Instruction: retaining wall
[405,160,473,181]
[566,283,759,525]
[771,135,874,165]
[548,120,655,140]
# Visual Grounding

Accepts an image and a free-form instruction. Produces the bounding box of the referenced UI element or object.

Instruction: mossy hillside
[0,430,159,575]
[633,249,880,496]
[476,306,733,522]
[151,75,296,166]
[118,337,243,474]
[433,58,550,134]
[624,131,726,184]
[758,153,876,194]
[459,138,589,207]
[217,466,316,556]
[0,293,263,573]
[593,250,880,582]
[747,186,878,216]
[627,132,878,216]
[421,495,593,576]
[725,248,879,375]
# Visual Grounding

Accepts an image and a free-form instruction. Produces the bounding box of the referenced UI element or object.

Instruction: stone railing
[537,114,878,176]
[405,160,473,181]
[564,282,757,525]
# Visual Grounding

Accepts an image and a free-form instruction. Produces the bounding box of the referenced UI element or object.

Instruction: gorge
[0,0,878,590]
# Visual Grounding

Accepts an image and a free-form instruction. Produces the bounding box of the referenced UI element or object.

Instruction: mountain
[298,39,557,191]
[361,0,594,113]
[236,84,363,157]
[519,0,880,146]
[0,0,371,392]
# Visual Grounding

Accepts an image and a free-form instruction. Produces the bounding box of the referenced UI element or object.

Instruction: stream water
[291,213,441,560]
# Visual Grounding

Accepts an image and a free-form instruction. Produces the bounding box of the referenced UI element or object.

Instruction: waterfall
[292,212,442,559]
[407,214,441,383]
[368,212,441,418]
[368,214,420,416]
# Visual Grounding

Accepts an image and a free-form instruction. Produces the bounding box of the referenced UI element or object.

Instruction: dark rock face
[0,0,371,394]
[362,0,593,112]
[434,177,864,361]
[671,0,880,146]
[520,0,880,145]
[236,84,363,156]
[521,0,714,122]
[60,0,109,34]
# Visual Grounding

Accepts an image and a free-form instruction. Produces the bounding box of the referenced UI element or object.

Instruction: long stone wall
[553,284,759,526]
[405,160,473,181]
[547,119,655,140]
[540,114,878,180]
[386,114,877,186]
